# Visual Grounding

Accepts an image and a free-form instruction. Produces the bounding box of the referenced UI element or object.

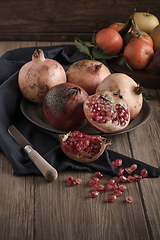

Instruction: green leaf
[92,48,117,60]
[142,93,157,100]
[118,16,132,38]
[117,54,133,71]
[74,39,91,57]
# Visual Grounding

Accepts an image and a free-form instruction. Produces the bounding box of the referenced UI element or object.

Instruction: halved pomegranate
[83,90,130,133]
[59,130,111,163]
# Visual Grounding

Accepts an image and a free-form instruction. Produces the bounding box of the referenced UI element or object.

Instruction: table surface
[0,41,160,240]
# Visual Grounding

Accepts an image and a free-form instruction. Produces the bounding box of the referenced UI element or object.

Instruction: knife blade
[8,125,58,182]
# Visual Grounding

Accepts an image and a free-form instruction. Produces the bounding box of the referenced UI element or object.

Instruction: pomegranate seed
[125,167,132,174]
[92,176,100,183]
[106,184,114,191]
[67,175,74,182]
[127,175,135,183]
[119,175,127,182]
[89,179,95,187]
[140,169,148,178]
[95,172,103,179]
[115,158,122,166]
[107,194,117,203]
[108,179,115,185]
[112,183,119,190]
[118,167,124,175]
[76,177,82,184]
[134,174,142,181]
[93,184,105,192]
[126,196,134,203]
[119,184,127,192]
[90,191,99,198]
[113,189,122,197]
[113,176,120,183]
[111,161,118,168]
[130,164,137,172]
[68,180,76,187]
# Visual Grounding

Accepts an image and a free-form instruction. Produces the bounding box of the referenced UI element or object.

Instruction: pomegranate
[96,73,143,120]
[83,90,130,133]
[59,130,111,163]
[18,49,66,103]
[43,83,88,131]
[66,59,111,95]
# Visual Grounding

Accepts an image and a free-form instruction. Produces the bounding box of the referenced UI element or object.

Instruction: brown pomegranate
[96,73,143,120]
[83,90,130,133]
[59,130,111,163]
[18,49,66,103]
[66,59,111,95]
[43,83,88,131]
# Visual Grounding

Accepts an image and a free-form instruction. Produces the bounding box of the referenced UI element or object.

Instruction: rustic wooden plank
[0,0,160,41]
[128,89,160,240]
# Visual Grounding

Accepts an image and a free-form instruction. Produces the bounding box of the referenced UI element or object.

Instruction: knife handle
[24,146,58,181]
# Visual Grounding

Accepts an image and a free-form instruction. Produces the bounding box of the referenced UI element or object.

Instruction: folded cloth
[0,45,160,178]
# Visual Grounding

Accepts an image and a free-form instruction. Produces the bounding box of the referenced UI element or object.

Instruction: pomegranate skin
[18,49,66,103]
[43,83,88,131]
[66,59,111,95]
[83,90,130,134]
[96,73,143,120]
[59,131,111,163]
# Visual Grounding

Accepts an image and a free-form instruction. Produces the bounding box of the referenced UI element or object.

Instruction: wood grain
[0,0,160,41]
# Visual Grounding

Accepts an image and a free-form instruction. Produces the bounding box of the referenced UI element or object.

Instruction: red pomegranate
[83,90,130,133]
[59,130,111,162]
[66,59,111,95]
[96,73,143,120]
[43,83,88,131]
[18,49,66,103]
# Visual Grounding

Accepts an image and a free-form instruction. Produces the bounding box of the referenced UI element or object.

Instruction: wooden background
[0,0,160,41]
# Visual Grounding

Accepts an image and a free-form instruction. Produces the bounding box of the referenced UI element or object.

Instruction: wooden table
[0,41,160,240]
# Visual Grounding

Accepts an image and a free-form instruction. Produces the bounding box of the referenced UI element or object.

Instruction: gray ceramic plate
[20,98,151,136]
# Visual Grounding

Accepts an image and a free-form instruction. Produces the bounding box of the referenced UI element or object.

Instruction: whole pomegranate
[83,90,130,133]
[66,59,111,95]
[18,49,66,103]
[96,73,143,120]
[59,130,111,162]
[43,83,88,131]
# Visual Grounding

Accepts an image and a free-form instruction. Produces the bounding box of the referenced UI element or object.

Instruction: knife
[8,125,58,182]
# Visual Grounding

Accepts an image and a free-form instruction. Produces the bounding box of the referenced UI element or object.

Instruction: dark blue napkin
[0,45,159,178]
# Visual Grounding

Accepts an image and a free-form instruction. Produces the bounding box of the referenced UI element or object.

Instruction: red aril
[83,90,130,133]
[106,194,117,203]
[106,184,114,191]
[134,174,142,181]
[66,59,111,95]
[89,179,96,187]
[43,83,88,131]
[127,175,135,183]
[76,177,82,184]
[119,184,127,192]
[90,191,99,198]
[95,172,103,179]
[59,131,111,163]
[119,175,127,182]
[126,196,134,203]
[140,169,148,177]
[67,175,74,182]
[113,189,122,197]
[118,168,124,176]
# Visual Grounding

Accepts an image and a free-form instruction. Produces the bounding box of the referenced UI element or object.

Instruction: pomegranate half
[59,130,111,163]
[83,90,130,133]
[18,49,66,103]
[66,59,111,95]
[96,73,143,120]
[43,83,88,131]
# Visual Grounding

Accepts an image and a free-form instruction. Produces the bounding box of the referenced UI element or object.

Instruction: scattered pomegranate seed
[106,184,114,191]
[119,175,127,182]
[119,184,127,192]
[140,168,148,178]
[95,172,103,179]
[130,164,137,172]
[134,174,142,181]
[67,175,74,182]
[68,180,77,187]
[127,175,135,183]
[107,194,117,203]
[115,158,122,166]
[125,167,132,174]
[111,161,118,168]
[112,183,119,190]
[113,176,120,183]
[93,184,105,192]
[92,176,100,183]
[118,167,124,176]
[113,189,122,197]
[108,178,115,185]
[90,191,99,198]
[126,196,134,203]
[89,179,96,187]
[76,177,82,184]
